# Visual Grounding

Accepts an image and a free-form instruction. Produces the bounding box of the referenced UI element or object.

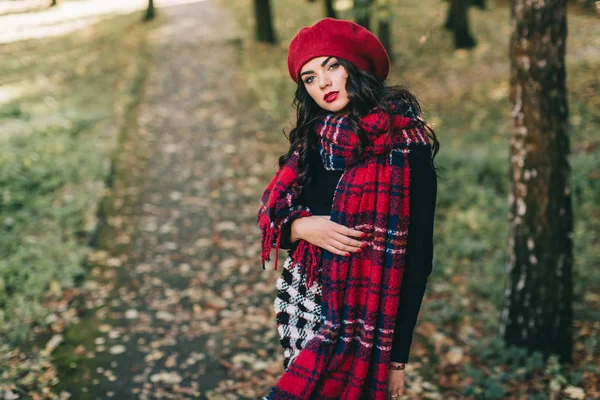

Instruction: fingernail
[345,252,350,256]
[357,248,363,253]
[361,242,367,248]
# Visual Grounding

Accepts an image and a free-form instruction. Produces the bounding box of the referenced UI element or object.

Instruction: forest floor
[50,1,290,399]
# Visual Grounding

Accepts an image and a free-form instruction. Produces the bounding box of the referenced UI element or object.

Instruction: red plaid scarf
[258,100,431,399]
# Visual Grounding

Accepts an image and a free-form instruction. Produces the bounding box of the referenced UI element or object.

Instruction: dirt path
[55,1,286,399]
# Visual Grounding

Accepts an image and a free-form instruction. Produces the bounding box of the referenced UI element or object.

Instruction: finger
[330,237,363,253]
[397,379,405,396]
[332,232,365,250]
[388,384,401,393]
[329,239,362,253]
[323,244,350,257]
[333,224,366,238]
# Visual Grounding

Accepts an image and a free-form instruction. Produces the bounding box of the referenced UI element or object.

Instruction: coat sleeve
[390,146,437,363]
[279,219,296,250]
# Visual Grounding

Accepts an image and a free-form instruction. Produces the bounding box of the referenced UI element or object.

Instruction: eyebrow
[300,56,335,77]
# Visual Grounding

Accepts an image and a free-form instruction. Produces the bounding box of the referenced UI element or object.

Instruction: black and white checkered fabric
[274,256,323,370]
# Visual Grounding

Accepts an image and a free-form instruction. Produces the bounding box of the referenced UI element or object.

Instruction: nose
[319,76,331,90]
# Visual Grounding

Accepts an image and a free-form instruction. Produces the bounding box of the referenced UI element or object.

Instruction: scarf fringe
[261,208,313,272]
[261,220,283,271]
[293,240,321,288]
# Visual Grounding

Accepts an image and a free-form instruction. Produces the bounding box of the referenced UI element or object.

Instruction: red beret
[287,18,390,84]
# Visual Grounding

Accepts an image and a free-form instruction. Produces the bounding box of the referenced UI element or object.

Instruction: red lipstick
[324,91,339,103]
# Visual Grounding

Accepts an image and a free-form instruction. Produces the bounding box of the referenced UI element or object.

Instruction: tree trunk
[444,0,476,48]
[50,0,57,7]
[144,0,155,21]
[325,0,337,18]
[354,0,372,30]
[471,0,486,9]
[254,0,277,44]
[377,20,393,62]
[377,1,393,62]
[499,0,573,363]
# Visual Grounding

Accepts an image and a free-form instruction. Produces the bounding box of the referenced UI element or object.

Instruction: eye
[328,62,340,70]
[303,76,314,84]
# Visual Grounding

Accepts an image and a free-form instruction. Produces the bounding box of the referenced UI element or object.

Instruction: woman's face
[299,56,350,115]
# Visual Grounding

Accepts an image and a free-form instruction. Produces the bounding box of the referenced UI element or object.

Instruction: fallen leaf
[109,345,126,355]
[45,334,63,354]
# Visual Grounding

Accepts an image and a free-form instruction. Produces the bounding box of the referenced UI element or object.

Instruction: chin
[323,106,344,113]
[320,101,350,114]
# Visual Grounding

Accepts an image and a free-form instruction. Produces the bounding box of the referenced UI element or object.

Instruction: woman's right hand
[290,216,366,256]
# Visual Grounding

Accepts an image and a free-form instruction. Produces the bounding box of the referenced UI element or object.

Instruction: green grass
[0,11,155,343]
[216,0,600,396]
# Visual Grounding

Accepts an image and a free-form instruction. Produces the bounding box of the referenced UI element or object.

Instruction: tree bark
[444,0,476,48]
[254,0,277,44]
[500,0,573,363]
[144,0,155,21]
[325,0,337,18]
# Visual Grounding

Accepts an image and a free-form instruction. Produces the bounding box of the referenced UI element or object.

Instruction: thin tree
[444,0,476,49]
[254,0,277,44]
[307,0,336,17]
[144,0,155,21]
[354,0,373,30]
[471,0,485,9]
[499,0,573,362]
[376,0,393,62]
[325,0,337,18]
[50,0,57,7]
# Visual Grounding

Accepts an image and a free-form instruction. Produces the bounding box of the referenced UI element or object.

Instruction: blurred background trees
[144,0,155,21]
[353,0,373,29]
[444,0,477,48]
[254,0,276,43]
[325,0,337,18]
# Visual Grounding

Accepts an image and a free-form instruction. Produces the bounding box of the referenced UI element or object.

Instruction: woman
[257,18,439,400]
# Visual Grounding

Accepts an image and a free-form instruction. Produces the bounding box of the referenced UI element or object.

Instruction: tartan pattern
[258,100,431,399]
[274,256,323,370]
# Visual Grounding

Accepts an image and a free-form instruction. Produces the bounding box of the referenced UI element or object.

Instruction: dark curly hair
[278,57,440,193]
